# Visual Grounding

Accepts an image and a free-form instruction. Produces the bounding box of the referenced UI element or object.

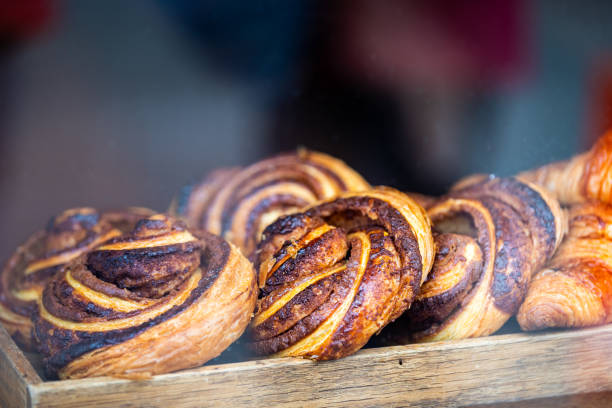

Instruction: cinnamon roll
[519,130,612,205]
[34,214,257,379]
[517,201,612,330]
[171,150,370,257]
[402,177,565,341]
[0,207,153,349]
[249,187,434,360]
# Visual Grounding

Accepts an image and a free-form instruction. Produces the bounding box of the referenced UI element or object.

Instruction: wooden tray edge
[0,326,41,408]
[14,325,612,407]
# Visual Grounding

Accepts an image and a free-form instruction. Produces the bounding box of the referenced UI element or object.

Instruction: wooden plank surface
[22,325,612,408]
[471,391,612,408]
[0,326,41,408]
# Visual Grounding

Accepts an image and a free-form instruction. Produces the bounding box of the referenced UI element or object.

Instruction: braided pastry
[517,201,612,330]
[171,150,370,256]
[249,187,434,360]
[0,207,153,349]
[402,177,565,341]
[519,130,612,205]
[34,214,257,379]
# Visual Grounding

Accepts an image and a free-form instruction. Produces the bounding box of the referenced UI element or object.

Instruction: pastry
[0,207,153,349]
[402,177,565,341]
[249,187,434,360]
[171,149,370,257]
[170,167,240,230]
[34,214,257,379]
[517,201,612,330]
[519,130,612,205]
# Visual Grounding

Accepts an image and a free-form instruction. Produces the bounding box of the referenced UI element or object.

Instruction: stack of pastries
[1,132,611,379]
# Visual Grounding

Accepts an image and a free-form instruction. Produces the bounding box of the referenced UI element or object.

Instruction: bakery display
[519,130,612,205]
[250,187,434,360]
[517,201,612,330]
[0,207,153,350]
[34,214,257,379]
[1,136,611,387]
[403,177,565,341]
[171,149,370,257]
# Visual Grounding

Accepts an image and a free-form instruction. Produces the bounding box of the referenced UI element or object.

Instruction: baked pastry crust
[34,214,257,379]
[0,207,153,349]
[171,150,370,257]
[249,186,434,360]
[519,130,612,205]
[402,177,565,341]
[517,201,612,330]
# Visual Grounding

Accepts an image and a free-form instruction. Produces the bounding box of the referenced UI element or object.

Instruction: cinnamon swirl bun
[34,214,257,379]
[0,207,153,349]
[402,177,565,341]
[171,150,370,256]
[249,187,434,360]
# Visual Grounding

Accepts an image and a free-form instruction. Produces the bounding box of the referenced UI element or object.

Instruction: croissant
[0,207,153,349]
[249,187,435,360]
[517,201,612,330]
[402,177,565,341]
[34,214,257,379]
[171,150,370,257]
[519,130,612,205]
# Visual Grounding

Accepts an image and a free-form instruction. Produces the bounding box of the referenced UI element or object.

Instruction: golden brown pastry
[34,214,257,379]
[517,201,612,330]
[402,177,565,341]
[0,207,153,349]
[519,130,612,205]
[249,187,434,360]
[171,149,370,257]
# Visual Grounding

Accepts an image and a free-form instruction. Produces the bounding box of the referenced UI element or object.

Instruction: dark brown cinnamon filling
[87,242,201,298]
[401,203,493,338]
[454,177,558,261]
[480,197,532,313]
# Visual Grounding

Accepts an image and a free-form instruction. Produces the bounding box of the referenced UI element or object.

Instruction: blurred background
[1,0,612,261]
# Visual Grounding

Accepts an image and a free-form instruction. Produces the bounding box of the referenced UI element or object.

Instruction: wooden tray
[1,323,612,408]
